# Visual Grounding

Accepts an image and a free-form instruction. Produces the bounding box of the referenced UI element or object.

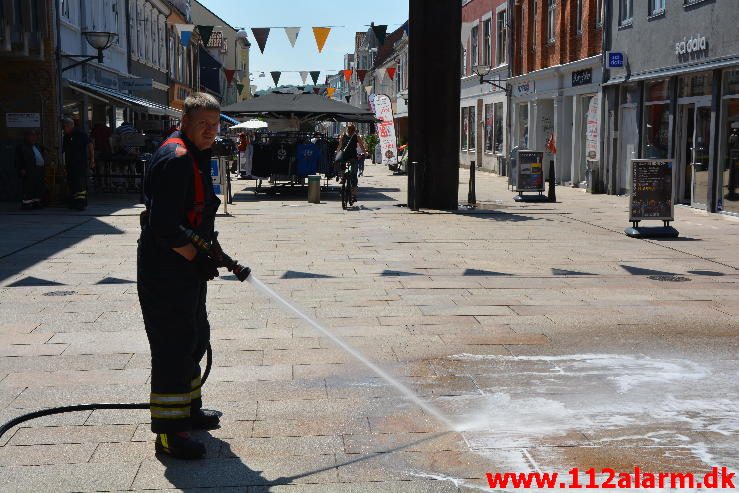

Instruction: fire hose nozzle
[180,226,251,282]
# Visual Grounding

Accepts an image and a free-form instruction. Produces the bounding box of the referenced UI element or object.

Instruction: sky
[200,0,409,92]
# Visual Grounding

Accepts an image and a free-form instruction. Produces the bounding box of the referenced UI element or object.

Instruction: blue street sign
[607,52,625,69]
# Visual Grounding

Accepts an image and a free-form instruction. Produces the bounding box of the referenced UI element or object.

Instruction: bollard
[548,160,557,202]
[468,160,476,205]
[307,175,321,204]
[408,161,418,211]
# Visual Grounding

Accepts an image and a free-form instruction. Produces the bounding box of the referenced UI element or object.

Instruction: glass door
[692,105,711,207]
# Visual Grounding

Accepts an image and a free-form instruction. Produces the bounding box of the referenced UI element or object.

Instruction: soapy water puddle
[406,354,738,491]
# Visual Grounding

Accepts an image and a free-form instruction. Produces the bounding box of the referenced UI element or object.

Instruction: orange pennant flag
[327,87,336,98]
[343,69,353,82]
[312,27,331,53]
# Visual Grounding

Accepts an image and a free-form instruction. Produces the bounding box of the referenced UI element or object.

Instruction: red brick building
[509,0,605,192]
[460,0,510,174]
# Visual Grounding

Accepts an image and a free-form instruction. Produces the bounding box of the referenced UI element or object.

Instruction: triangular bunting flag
[224,69,236,84]
[327,87,336,98]
[356,70,368,83]
[251,27,271,54]
[345,95,351,104]
[236,83,245,94]
[372,25,388,46]
[284,27,301,48]
[270,71,282,87]
[312,27,331,53]
[343,69,353,82]
[377,67,386,83]
[310,71,320,86]
[386,67,396,80]
[197,25,214,46]
[299,71,309,84]
[364,85,373,96]
[176,24,195,46]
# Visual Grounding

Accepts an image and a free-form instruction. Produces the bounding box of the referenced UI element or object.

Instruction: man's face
[26,133,38,145]
[181,109,220,150]
[63,122,74,135]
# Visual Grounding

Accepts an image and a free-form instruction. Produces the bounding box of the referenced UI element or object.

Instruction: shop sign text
[675,35,707,56]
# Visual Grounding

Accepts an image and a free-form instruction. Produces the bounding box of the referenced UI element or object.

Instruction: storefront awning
[66,80,182,118]
[603,54,739,86]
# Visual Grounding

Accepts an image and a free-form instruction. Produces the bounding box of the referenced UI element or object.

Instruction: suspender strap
[161,137,204,228]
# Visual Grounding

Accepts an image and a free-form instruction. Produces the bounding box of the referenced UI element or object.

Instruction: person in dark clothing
[62,117,95,210]
[15,129,46,210]
[138,93,223,460]
[337,124,367,202]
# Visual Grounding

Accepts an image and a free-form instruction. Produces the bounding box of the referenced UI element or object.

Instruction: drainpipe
[505,0,514,176]
[600,0,611,195]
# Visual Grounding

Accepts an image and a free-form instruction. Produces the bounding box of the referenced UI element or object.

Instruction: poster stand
[513,150,548,202]
[625,159,678,238]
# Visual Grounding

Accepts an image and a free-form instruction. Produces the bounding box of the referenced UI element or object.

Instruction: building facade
[510,0,604,190]
[0,0,60,201]
[166,1,200,112]
[603,0,739,216]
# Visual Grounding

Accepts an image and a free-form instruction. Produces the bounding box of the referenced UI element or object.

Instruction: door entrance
[676,98,711,207]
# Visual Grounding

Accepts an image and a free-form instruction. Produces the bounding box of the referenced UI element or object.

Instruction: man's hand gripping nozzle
[180,226,252,282]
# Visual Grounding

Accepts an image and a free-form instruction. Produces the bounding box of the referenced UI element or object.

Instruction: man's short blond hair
[184,92,220,116]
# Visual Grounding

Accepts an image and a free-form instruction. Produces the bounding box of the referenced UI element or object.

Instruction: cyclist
[338,124,368,203]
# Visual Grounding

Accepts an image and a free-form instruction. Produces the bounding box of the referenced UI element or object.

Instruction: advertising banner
[372,94,398,166]
[516,150,545,192]
[629,159,674,222]
[586,94,601,161]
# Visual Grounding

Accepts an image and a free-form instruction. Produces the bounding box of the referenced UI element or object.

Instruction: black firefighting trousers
[137,232,210,433]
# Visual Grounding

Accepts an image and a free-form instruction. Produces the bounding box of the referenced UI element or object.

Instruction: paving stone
[0,462,139,492]
[0,443,95,466]
[8,423,137,446]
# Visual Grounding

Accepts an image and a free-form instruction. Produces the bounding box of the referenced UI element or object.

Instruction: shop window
[461,107,469,150]
[519,103,529,148]
[483,19,492,67]
[645,80,669,102]
[496,10,507,65]
[494,102,504,153]
[547,0,556,44]
[484,103,493,152]
[643,104,670,159]
[469,106,477,150]
[679,72,711,98]
[720,69,739,214]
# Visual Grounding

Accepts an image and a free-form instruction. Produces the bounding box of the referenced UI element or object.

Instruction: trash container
[307,175,321,204]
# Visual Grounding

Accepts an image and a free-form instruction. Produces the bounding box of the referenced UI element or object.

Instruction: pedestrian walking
[62,117,94,210]
[15,129,46,210]
[137,93,223,460]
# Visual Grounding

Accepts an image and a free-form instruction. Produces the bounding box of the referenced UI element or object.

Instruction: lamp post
[473,64,510,94]
[61,31,118,72]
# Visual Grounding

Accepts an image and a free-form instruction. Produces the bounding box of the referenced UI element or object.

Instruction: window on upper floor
[137,4,144,58]
[547,0,556,44]
[576,0,583,33]
[60,0,71,21]
[461,43,467,76]
[496,10,507,65]
[470,25,479,71]
[620,0,633,25]
[530,0,536,51]
[482,18,492,67]
[650,0,665,15]
[596,0,604,27]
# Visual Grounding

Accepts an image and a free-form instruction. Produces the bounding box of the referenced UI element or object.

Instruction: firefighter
[137,93,223,460]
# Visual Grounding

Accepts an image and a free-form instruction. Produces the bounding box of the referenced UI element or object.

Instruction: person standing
[138,93,223,460]
[62,117,94,210]
[15,129,46,210]
[338,124,368,202]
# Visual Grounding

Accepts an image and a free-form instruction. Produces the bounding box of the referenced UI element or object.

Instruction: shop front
[510,56,603,191]
[460,72,507,175]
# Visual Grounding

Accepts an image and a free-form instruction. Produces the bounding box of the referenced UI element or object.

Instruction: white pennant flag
[299,71,309,85]
[364,85,373,96]
[377,67,386,84]
[284,27,301,48]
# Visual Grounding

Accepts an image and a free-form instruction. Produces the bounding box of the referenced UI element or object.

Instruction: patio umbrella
[230,119,268,130]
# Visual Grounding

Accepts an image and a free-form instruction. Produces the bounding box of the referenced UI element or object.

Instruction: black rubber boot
[155,433,206,460]
[191,409,220,430]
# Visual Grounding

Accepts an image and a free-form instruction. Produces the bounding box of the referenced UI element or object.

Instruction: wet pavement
[0,164,737,491]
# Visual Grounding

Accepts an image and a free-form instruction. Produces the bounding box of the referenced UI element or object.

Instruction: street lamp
[61,31,118,72]
[473,64,510,95]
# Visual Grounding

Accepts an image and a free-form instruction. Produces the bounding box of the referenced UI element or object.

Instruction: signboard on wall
[373,94,398,166]
[516,150,545,192]
[629,159,674,222]
[6,113,40,128]
[586,94,601,161]
[572,68,593,87]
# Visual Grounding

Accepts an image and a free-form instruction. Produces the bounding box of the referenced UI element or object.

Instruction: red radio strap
[161,138,204,228]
